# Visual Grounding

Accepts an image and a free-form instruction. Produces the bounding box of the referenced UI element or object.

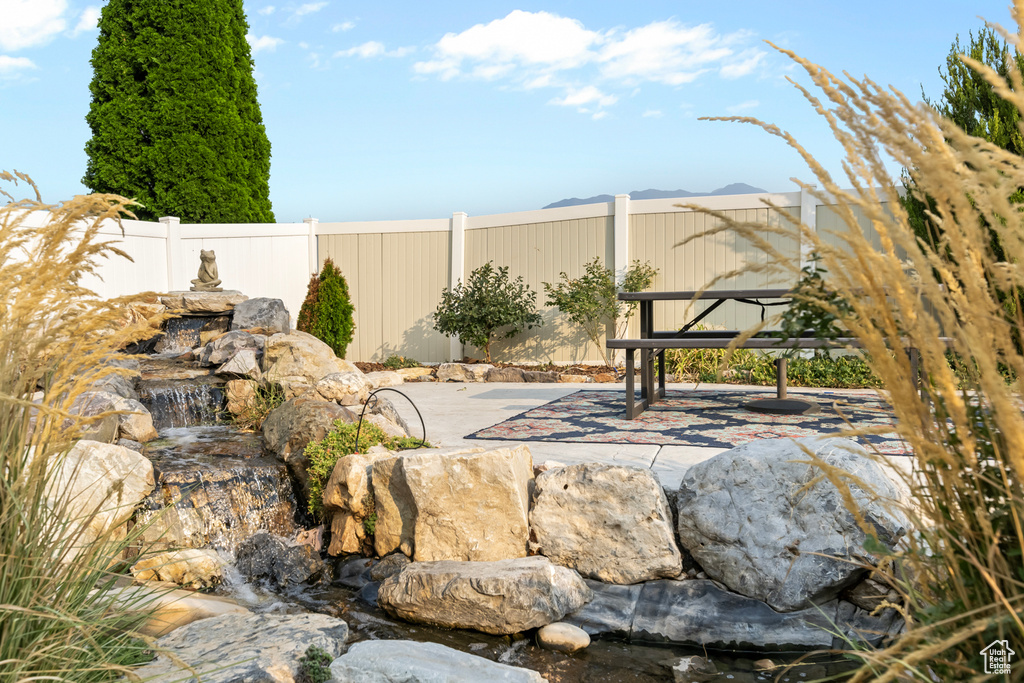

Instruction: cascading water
[136,427,299,552]
[139,377,226,429]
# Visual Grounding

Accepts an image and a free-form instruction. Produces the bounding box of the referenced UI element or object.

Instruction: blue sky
[0,1,1016,222]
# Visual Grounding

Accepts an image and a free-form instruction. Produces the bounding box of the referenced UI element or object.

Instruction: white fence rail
[12,187,878,363]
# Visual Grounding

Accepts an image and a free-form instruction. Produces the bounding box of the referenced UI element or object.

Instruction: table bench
[607,288,936,419]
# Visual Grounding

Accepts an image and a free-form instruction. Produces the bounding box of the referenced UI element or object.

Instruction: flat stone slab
[160,291,247,313]
[331,640,546,682]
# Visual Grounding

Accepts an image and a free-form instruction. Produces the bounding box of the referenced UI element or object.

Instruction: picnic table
[606,288,892,419]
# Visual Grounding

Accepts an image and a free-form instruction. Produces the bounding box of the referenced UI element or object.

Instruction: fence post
[449,211,468,361]
[159,215,181,291]
[304,217,319,275]
[799,185,818,271]
[613,194,630,276]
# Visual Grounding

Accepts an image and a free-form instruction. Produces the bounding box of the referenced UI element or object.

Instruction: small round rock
[537,622,590,653]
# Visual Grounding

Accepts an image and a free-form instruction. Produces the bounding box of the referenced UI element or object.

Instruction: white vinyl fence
[13,187,882,363]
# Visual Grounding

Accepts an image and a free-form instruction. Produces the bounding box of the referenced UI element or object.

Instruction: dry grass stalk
[0,171,172,681]
[675,11,1024,680]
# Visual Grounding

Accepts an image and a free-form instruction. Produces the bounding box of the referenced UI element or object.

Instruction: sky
[0,1,1018,222]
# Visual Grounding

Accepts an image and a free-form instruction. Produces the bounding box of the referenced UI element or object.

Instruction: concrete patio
[389,380,886,489]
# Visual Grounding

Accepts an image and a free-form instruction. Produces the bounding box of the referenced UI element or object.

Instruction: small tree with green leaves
[433,262,543,363]
[543,258,658,366]
[297,257,355,358]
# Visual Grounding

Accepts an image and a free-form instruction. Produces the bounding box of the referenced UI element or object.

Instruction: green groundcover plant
[305,420,428,521]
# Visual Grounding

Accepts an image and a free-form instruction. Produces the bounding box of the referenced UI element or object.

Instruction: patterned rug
[465,389,908,454]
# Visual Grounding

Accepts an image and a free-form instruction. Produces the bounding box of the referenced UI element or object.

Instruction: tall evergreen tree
[903,28,1023,256]
[83,0,274,223]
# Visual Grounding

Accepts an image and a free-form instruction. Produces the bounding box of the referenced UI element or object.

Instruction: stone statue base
[190,285,224,292]
[160,291,247,314]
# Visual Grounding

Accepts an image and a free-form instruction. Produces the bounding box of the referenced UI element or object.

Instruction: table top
[618,288,794,301]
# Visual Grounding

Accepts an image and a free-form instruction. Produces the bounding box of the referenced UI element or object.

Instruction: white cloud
[725,99,759,114]
[0,54,37,78]
[72,6,100,37]
[293,2,327,18]
[643,109,663,118]
[549,85,617,108]
[258,5,276,15]
[335,41,414,59]
[247,33,284,54]
[0,0,67,51]
[332,21,355,32]
[336,41,384,58]
[413,11,767,117]
[592,111,608,120]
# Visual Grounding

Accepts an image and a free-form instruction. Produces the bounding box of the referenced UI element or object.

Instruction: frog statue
[190,249,223,292]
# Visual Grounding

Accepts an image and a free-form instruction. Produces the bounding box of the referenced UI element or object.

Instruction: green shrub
[297,257,355,358]
[305,420,428,520]
[297,645,333,683]
[433,261,542,362]
[543,258,658,367]
[381,355,419,370]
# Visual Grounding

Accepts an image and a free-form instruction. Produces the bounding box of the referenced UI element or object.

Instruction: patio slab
[385,381,885,490]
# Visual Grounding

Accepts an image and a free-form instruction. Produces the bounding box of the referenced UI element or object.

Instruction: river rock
[537,622,590,653]
[531,464,682,584]
[330,640,546,682]
[372,445,533,561]
[631,579,834,649]
[131,549,225,588]
[378,556,592,635]
[485,367,525,382]
[263,396,354,496]
[436,362,492,382]
[199,330,261,366]
[316,371,370,406]
[48,440,154,560]
[363,370,404,389]
[234,531,328,588]
[262,330,361,385]
[159,290,248,313]
[366,395,414,437]
[675,437,911,612]
[231,297,290,335]
[368,552,411,582]
[130,612,348,683]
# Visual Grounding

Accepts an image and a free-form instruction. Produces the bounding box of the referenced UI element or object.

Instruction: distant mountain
[542,183,767,209]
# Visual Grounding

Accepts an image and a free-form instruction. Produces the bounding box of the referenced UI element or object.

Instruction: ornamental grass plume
[0,171,170,682]
[676,9,1024,680]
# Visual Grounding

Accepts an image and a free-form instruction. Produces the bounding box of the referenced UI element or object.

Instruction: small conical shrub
[297,258,355,358]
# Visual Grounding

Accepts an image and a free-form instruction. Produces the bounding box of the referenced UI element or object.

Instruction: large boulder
[675,437,910,612]
[322,448,393,556]
[436,362,492,382]
[262,396,354,496]
[372,445,533,561]
[630,579,835,649]
[530,464,682,584]
[377,556,592,635]
[262,330,361,385]
[230,297,290,335]
[198,330,260,367]
[48,440,155,560]
[362,370,404,389]
[70,391,159,443]
[129,612,348,683]
[316,371,370,406]
[234,531,328,588]
[330,640,546,682]
[106,584,249,638]
[216,348,262,380]
[131,549,225,589]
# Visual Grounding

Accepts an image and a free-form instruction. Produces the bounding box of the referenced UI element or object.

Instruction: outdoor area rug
[465,389,908,454]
